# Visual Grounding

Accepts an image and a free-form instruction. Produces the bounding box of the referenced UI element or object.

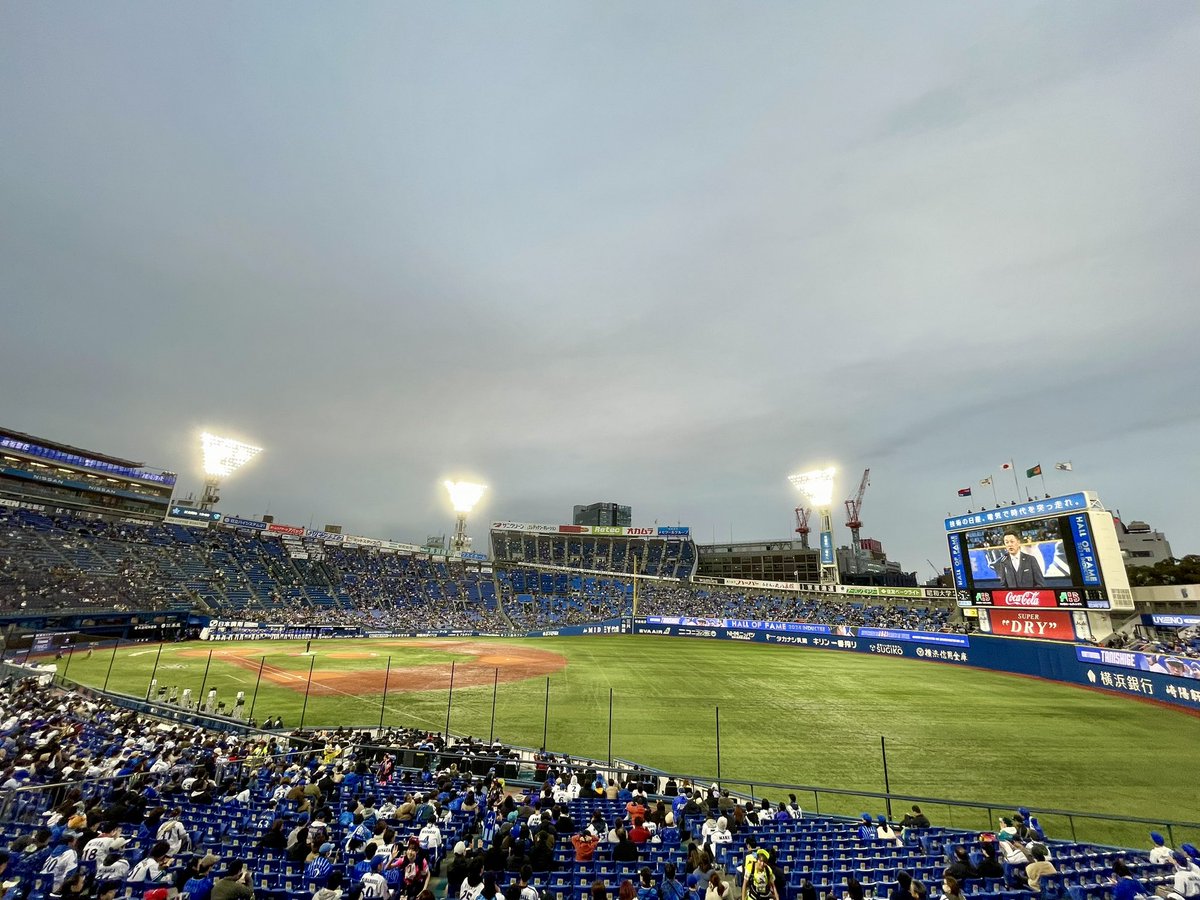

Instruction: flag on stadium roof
[980,476,992,486]
[1026,464,1042,478]
[1000,462,1012,471]
[957,487,972,497]
[1055,461,1073,471]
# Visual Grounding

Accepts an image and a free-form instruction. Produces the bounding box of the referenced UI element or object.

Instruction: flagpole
[1039,470,1048,496]
[989,479,998,506]
[1008,459,1021,502]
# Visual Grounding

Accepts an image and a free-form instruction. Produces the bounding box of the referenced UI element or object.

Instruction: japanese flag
[1000,462,1012,471]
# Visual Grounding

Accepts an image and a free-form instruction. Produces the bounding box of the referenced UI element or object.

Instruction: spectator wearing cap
[182,855,221,900]
[1171,851,1200,899]
[1151,833,1176,866]
[359,858,388,900]
[876,816,901,847]
[305,845,335,887]
[685,874,704,900]
[445,842,472,898]
[743,851,778,900]
[212,861,253,900]
[856,815,875,841]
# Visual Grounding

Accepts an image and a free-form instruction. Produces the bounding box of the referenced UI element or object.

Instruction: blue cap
[1151,832,1166,846]
[877,816,887,824]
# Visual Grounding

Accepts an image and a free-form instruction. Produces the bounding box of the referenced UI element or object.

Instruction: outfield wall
[630,617,1200,712]
[195,617,1200,713]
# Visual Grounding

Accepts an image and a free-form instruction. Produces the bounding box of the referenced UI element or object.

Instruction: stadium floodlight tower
[199,432,262,511]
[444,480,486,554]
[789,466,839,584]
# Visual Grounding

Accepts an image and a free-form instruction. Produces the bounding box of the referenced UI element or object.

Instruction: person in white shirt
[96,851,131,883]
[81,827,124,869]
[1150,833,1176,866]
[419,822,443,853]
[41,840,79,893]
[127,842,171,884]
[157,811,190,856]
[707,817,733,855]
[876,817,902,847]
[359,860,389,900]
[1172,852,1200,900]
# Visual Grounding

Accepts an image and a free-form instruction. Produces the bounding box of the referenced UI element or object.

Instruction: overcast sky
[3,2,1199,574]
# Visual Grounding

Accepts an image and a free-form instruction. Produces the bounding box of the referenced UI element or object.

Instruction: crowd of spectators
[2,508,966,636]
[0,675,1188,900]
[489,536,695,580]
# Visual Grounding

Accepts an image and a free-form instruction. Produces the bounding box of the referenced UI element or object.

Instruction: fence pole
[542,677,550,750]
[445,661,456,740]
[102,640,120,692]
[249,657,266,721]
[61,645,74,682]
[299,655,316,730]
[489,667,498,743]
[146,642,164,700]
[881,736,892,819]
[607,688,613,767]
[715,705,721,786]
[379,656,392,730]
[197,648,214,706]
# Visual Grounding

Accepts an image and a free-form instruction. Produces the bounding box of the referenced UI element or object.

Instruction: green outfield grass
[57,634,1199,848]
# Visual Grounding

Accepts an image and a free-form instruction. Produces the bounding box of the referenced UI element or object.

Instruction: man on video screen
[994,532,1046,588]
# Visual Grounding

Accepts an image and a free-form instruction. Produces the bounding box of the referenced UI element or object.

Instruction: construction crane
[844,468,871,556]
[793,506,811,549]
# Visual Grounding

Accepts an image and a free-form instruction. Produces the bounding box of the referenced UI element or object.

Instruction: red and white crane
[793,506,811,549]
[844,468,870,556]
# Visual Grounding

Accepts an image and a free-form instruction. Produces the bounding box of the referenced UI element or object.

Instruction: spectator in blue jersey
[351,844,381,881]
[1110,860,1145,900]
[344,816,371,854]
[857,815,876,841]
[304,844,334,887]
[182,855,220,900]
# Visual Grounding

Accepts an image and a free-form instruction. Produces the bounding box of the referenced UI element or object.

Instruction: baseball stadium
[5,8,1200,900]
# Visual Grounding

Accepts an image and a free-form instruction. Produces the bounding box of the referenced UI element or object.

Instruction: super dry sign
[987,609,1075,642]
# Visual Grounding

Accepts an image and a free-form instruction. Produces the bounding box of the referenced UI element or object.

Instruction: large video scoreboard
[945,491,1133,612]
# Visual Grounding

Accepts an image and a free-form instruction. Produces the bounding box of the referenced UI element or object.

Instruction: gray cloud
[2,1,1198,572]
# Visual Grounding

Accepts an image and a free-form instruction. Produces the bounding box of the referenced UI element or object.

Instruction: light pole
[199,432,262,511]
[789,467,839,585]
[444,481,486,554]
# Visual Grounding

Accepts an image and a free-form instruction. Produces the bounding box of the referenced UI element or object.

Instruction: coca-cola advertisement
[988,589,1058,608]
